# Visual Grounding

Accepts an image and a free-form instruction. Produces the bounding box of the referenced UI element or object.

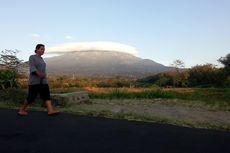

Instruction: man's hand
[36,71,45,78]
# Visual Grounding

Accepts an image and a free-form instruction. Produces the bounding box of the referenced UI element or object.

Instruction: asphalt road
[0,109,230,153]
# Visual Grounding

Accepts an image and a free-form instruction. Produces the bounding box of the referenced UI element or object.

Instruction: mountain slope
[45,51,170,77]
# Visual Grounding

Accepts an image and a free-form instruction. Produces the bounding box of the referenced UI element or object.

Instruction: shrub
[0,70,19,90]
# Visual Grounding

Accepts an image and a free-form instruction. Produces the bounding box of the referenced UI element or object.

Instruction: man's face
[37,46,45,55]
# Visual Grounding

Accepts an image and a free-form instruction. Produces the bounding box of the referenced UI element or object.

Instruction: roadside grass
[88,88,230,111]
[0,87,230,111]
[89,89,174,99]
[0,87,230,131]
[168,88,230,102]
[1,101,230,131]
[166,88,230,111]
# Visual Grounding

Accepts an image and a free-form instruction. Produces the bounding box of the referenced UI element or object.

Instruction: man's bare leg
[18,100,29,116]
[45,100,59,115]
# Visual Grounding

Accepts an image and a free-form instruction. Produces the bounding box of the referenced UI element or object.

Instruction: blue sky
[0,0,229,67]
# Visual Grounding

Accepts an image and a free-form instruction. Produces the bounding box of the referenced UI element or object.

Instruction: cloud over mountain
[47,41,138,56]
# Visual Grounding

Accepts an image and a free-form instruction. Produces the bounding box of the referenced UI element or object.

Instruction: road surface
[0,109,230,153]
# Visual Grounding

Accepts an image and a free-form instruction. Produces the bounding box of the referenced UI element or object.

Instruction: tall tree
[218,53,230,74]
[171,59,187,87]
[218,53,230,86]
[0,49,23,71]
[0,49,22,89]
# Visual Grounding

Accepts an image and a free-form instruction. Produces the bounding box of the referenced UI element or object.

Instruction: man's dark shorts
[27,84,51,103]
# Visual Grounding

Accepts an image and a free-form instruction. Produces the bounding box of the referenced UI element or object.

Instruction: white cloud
[47,41,138,56]
[65,35,73,39]
[29,33,41,38]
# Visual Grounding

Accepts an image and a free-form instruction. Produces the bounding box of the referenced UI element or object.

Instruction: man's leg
[45,100,59,115]
[40,84,59,115]
[18,100,29,115]
[18,85,38,116]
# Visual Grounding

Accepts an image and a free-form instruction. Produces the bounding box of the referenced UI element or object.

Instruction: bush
[96,81,131,88]
[96,82,113,88]
[188,64,224,87]
[0,70,19,90]
[0,88,27,107]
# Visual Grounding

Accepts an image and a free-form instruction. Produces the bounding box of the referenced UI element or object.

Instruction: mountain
[45,51,171,78]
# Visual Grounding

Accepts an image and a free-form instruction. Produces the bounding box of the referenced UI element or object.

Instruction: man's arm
[29,56,45,78]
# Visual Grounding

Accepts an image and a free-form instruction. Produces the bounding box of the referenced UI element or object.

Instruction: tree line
[138,54,230,88]
[0,49,230,89]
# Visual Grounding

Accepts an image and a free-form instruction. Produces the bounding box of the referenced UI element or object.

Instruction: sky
[0,0,229,68]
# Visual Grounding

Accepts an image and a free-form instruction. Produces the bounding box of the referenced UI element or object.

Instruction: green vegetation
[0,49,22,90]
[88,88,230,111]
[87,88,230,103]
[137,54,230,88]
[0,49,22,70]
[96,81,132,88]
[137,64,229,88]
[1,87,229,111]
[0,70,19,89]
[89,89,174,99]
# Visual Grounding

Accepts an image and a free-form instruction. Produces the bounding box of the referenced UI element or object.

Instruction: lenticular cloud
[47,41,138,56]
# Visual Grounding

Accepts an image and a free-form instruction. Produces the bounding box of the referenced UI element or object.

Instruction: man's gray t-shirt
[28,55,48,85]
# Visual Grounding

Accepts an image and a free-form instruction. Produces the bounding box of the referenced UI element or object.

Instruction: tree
[0,49,23,71]
[172,59,185,70]
[188,64,220,87]
[170,59,187,87]
[0,49,22,89]
[218,53,230,86]
[218,53,230,74]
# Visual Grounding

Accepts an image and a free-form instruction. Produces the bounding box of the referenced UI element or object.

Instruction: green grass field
[88,88,230,111]
[1,87,230,110]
